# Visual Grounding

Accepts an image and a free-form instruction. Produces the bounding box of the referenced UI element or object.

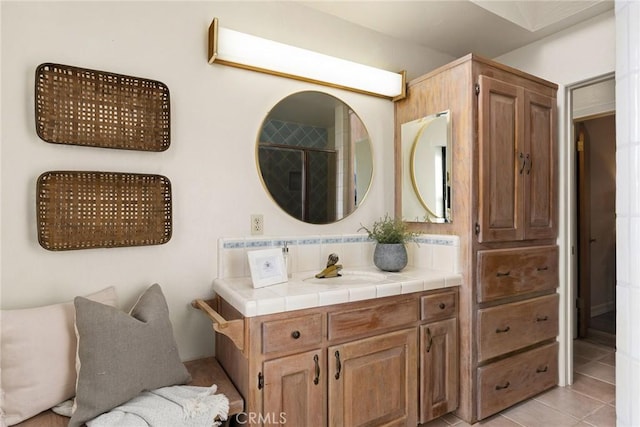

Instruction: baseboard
[591,301,615,317]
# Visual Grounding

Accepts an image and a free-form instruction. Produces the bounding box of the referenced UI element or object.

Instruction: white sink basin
[302,270,387,285]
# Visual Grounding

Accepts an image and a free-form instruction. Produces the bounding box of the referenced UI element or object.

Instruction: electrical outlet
[250,214,264,235]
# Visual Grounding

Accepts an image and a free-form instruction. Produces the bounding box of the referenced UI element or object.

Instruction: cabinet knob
[537,366,549,373]
[291,330,301,339]
[496,271,511,277]
[439,302,446,310]
[495,326,511,334]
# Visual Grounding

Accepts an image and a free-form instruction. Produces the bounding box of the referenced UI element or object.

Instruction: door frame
[563,72,615,386]
[576,122,591,338]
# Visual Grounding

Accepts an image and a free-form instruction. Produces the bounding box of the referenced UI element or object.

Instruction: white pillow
[0,287,117,426]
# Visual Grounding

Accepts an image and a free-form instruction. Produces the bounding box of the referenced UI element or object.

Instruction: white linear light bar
[208,18,405,100]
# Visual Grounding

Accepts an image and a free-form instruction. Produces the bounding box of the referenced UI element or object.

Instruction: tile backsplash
[218,233,461,279]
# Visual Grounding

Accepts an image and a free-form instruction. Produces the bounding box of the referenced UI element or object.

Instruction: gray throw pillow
[69,284,191,427]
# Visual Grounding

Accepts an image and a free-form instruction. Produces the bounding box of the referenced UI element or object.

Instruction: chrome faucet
[315,253,343,278]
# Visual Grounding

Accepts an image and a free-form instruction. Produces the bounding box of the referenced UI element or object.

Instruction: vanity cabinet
[419,318,458,423]
[328,328,417,426]
[395,54,559,423]
[262,349,325,426]
[212,288,458,426]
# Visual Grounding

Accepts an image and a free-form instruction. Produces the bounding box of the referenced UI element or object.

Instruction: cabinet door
[478,75,525,243]
[419,318,458,423]
[523,90,557,240]
[328,328,417,427]
[263,349,325,427]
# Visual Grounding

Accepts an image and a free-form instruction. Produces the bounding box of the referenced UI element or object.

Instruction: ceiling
[300,0,614,58]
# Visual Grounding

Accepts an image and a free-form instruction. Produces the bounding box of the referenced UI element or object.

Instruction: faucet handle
[327,253,339,267]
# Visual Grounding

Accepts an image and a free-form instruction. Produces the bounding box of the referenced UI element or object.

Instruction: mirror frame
[400,110,452,223]
[256,91,374,224]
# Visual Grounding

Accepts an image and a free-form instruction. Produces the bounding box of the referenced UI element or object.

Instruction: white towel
[86,385,229,427]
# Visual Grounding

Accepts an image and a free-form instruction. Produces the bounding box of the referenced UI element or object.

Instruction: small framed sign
[247,248,288,288]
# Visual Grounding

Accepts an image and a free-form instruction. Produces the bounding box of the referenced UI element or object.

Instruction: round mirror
[257,91,373,224]
[411,111,451,222]
[400,111,452,223]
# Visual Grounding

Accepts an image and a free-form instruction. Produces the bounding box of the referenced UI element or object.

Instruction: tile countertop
[212,266,462,317]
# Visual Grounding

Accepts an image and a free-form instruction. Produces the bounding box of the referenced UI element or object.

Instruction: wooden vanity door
[523,89,557,240]
[478,76,525,243]
[419,318,459,423]
[327,328,417,427]
[262,349,326,427]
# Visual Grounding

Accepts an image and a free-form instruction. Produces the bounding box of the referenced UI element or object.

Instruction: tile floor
[424,339,616,427]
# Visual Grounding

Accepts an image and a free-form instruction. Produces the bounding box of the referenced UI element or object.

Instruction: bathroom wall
[613,1,640,424]
[0,1,454,360]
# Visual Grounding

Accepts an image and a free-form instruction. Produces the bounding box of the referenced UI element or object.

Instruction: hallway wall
[583,115,616,316]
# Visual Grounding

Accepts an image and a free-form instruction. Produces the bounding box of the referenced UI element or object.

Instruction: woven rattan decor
[35,63,170,151]
[37,171,172,250]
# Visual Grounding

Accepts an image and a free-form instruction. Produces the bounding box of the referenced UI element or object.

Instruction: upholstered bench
[13,357,243,427]
[2,285,243,426]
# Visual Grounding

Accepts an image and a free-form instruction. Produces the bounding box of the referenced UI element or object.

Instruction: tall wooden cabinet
[395,54,559,423]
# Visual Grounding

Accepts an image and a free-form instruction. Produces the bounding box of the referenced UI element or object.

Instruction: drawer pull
[335,351,342,380]
[426,327,434,353]
[537,366,549,373]
[495,381,510,390]
[291,330,301,339]
[496,271,511,277]
[439,302,446,309]
[536,316,549,322]
[537,266,549,271]
[495,326,511,333]
[313,354,320,385]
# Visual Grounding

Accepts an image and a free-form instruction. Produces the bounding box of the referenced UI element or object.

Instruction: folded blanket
[84,385,229,427]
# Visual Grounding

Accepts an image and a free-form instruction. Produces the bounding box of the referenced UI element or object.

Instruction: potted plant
[359,214,418,272]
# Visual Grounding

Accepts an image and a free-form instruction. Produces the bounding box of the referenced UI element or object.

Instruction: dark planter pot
[373,243,408,272]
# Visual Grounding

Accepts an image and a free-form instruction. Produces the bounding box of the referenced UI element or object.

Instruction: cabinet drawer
[328,298,419,341]
[477,294,558,362]
[421,291,456,322]
[262,313,322,354]
[477,245,558,303]
[477,342,558,420]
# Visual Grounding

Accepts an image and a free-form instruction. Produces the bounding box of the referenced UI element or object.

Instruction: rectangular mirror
[400,111,452,223]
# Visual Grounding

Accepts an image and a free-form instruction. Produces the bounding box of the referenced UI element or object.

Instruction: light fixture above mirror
[208,18,406,100]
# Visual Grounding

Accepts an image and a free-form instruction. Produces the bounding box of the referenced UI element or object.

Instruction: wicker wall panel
[35,63,170,151]
[37,171,172,250]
